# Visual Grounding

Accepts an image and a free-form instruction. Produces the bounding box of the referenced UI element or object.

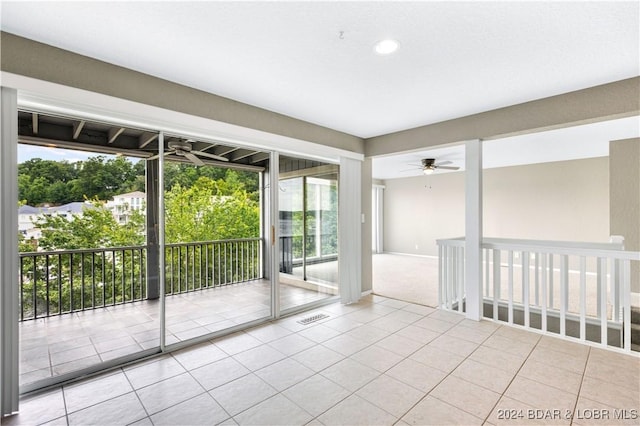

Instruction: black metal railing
[18,238,262,321]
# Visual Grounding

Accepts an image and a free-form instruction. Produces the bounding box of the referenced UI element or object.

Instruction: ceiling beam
[32,112,38,135]
[249,153,270,164]
[231,150,260,162]
[72,120,85,140]
[108,127,125,144]
[138,132,158,148]
[213,146,239,157]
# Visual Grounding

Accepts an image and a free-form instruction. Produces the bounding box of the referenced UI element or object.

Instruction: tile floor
[6,294,639,425]
[19,280,330,386]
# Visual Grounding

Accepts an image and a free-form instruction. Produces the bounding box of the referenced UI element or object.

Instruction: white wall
[383,156,610,256]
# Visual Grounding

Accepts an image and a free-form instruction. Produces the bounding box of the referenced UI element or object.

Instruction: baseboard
[380,251,439,259]
[361,289,373,297]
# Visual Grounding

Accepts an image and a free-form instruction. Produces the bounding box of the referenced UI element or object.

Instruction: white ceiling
[1,1,638,140]
[372,115,640,180]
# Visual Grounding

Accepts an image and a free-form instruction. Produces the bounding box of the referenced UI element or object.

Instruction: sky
[19,145,118,164]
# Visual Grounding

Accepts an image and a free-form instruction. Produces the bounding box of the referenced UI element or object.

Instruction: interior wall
[383,157,610,257]
[361,158,373,292]
[610,138,640,292]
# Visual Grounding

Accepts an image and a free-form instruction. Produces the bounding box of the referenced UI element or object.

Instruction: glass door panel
[278,157,339,311]
[17,116,161,390]
[162,137,271,345]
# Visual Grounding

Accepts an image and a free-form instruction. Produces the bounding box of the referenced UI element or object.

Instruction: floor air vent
[297,313,329,325]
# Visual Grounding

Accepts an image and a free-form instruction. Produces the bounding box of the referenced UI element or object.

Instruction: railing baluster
[599,257,608,347]
[91,252,96,309]
[57,254,62,315]
[111,250,116,305]
[559,255,569,337]
[579,256,586,341]
[20,257,25,321]
[81,252,85,311]
[102,251,106,307]
[549,254,554,309]
[523,251,530,328]
[45,255,50,317]
[508,250,514,325]
[121,250,125,303]
[541,253,547,332]
[493,249,500,321]
[611,258,619,322]
[622,260,631,352]
[130,250,134,302]
[69,253,74,313]
[534,253,540,306]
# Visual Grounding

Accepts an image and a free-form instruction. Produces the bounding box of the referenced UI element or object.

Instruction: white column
[269,151,280,317]
[339,157,362,304]
[465,139,483,320]
[1,87,20,416]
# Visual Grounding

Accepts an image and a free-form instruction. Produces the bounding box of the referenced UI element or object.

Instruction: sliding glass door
[278,157,339,311]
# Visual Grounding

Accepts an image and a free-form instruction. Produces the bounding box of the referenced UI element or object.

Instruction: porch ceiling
[17,110,271,169]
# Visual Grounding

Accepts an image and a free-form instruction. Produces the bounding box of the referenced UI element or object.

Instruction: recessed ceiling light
[374,39,399,55]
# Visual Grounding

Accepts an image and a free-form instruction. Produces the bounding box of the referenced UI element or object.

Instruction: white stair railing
[437,237,640,353]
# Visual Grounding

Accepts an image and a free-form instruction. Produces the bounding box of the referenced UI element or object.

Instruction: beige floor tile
[537,335,590,357]
[209,374,277,416]
[344,324,391,345]
[136,372,205,415]
[245,323,292,343]
[468,346,527,374]
[527,345,587,374]
[451,358,515,393]
[124,355,187,389]
[368,316,410,333]
[482,334,536,358]
[505,376,577,413]
[318,394,397,426]
[578,375,640,410]
[402,395,483,425]
[149,392,228,426]
[428,334,480,357]
[297,324,343,343]
[583,350,640,393]
[233,394,313,426]
[190,356,250,390]
[387,358,447,393]
[488,396,570,425]
[384,309,424,324]
[493,326,542,345]
[214,332,263,355]
[402,304,436,316]
[254,357,314,391]
[322,316,364,333]
[322,333,371,357]
[412,317,456,333]
[431,375,501,419]
[375,334,425,357]
[67,392,147,426]
[292,345,345,372]
[572,396,640,425]
[63,371,133,413]
[356,374,425,418]
[427,310,465,324]
[171,342,229,370]
[232,344,286,371]
[3,388,66,426]
[396,324,441,344]
[518,358,582,394]
[267,333,316,356]
[409,345,465,373]
[320,358,380,392]
[350,344,404,372]
[445,323,495,344]
[282,374,351,417]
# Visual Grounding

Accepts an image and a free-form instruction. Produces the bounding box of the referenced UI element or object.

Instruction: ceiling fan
[147,139,229,166]
[409,158,460,175]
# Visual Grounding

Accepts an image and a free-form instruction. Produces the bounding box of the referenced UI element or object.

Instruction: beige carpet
[373,253,439,307]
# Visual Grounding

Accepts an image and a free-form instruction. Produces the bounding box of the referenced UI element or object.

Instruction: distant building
[105,191,146,224]
[18,201,94,240]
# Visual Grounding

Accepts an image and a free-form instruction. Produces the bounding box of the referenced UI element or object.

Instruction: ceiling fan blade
[434,161,452,166]
[146,152,173,161]
[436,166,460,170]
[193,150,230,162]
[184,152,205,166]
